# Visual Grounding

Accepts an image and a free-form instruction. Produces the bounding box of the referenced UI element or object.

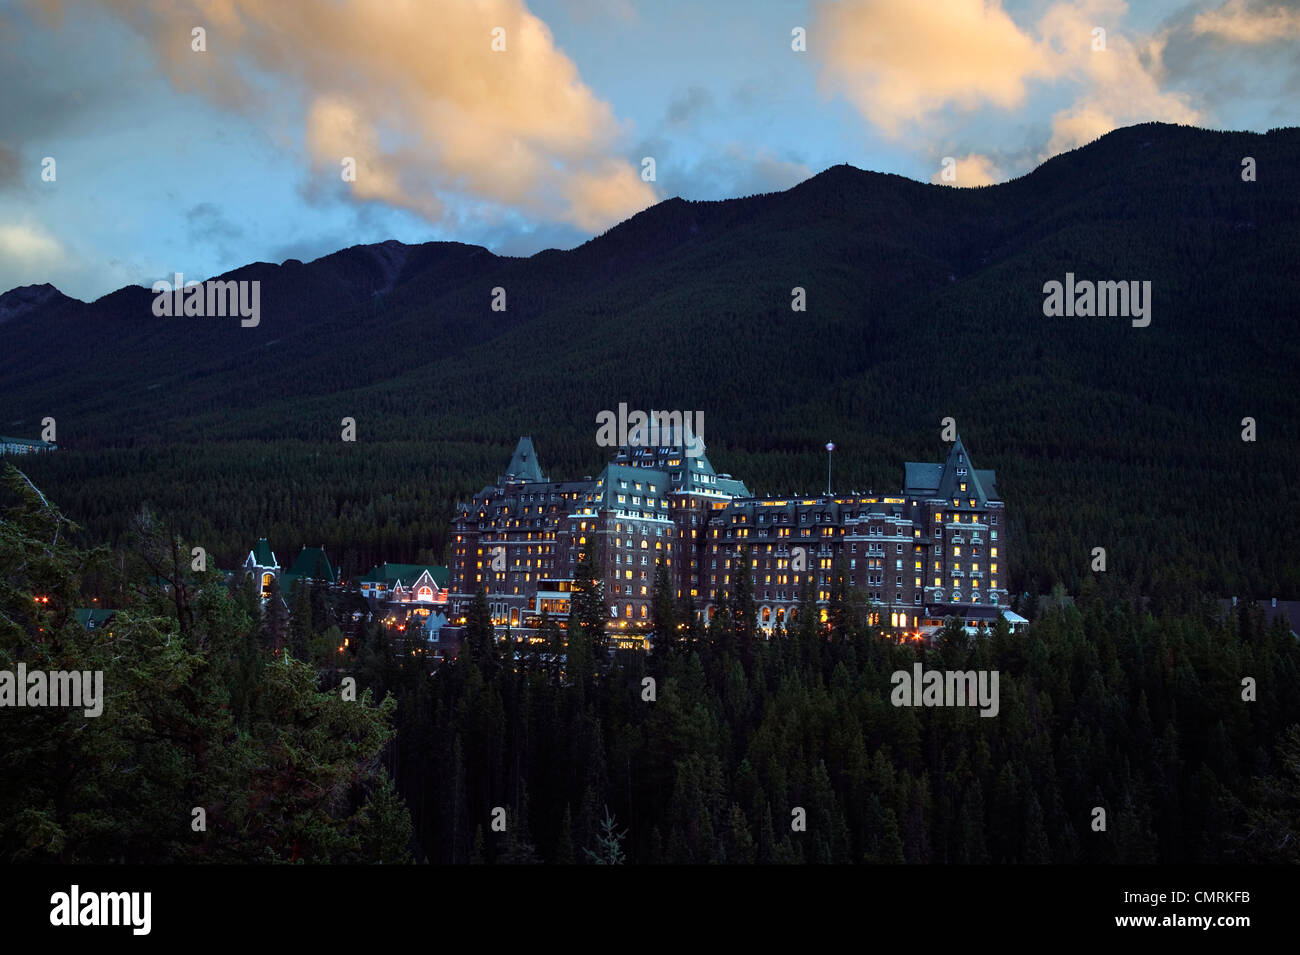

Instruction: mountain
[0,283,71,325]
[1,122,1298,598]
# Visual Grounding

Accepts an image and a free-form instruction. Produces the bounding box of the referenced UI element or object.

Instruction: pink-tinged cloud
[930,153,1003,187]
[812,0,1050,135]
[46,0,657,232]
[812,0,1204,163]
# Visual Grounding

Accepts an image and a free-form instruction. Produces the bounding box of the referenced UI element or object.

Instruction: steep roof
[904,436,998,504]
[612,436,751,498]
[250,537,278,568]
[500,436,547,484]
[74,608,117,628]
[289,546,336,583]
[935,436,990,504]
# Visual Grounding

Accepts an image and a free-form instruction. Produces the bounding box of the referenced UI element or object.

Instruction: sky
[0,0,1296,300]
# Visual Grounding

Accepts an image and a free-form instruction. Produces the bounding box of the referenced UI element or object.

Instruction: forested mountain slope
[2,122,1297,598]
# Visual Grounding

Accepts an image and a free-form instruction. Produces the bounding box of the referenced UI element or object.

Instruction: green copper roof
[289,546,336,583]
[250,537,277,567]
[501,436,547,484]
[361,563,449,588]
[75,608,117,628]
[905,437,998,504]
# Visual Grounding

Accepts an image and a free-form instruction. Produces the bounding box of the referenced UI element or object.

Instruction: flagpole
[825,442,834,496]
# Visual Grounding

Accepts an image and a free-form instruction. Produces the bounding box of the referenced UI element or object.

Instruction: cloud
[1037,0,1201,157]
[185,202,243,242]
[0,222,65,290]
[671,146,813,200]
[665,86,714,127]
[1192,0,1300,43]
[811,0,1204,165]
[51,0,656,234]
[931,153,1003,186]
[556,0,639,24]
[812,0,1050,135]
[182,201,246,267]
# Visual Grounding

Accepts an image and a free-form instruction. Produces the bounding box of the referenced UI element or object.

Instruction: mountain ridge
[1,121,1297,599]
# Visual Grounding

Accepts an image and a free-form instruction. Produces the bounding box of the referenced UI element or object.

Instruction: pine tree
[571,542,607,665]
[288,579,311,660]
[554,805,576,864]
[262,574,288,651]
[583,806,628,865]
[462,587,496,676]
[357,768,415,864]
[729,544,758,666]
[650,558,678,660]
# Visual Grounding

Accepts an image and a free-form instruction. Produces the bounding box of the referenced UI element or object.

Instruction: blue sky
[0,0,1296,300]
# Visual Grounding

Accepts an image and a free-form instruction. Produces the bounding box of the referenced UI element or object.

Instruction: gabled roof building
[243,537,280,599]
[360,563,449,604]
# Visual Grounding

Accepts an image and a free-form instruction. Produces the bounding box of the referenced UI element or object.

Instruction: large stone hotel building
[448,432,1008,640]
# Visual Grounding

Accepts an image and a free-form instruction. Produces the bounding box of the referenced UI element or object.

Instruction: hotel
[448,432,1010,641]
